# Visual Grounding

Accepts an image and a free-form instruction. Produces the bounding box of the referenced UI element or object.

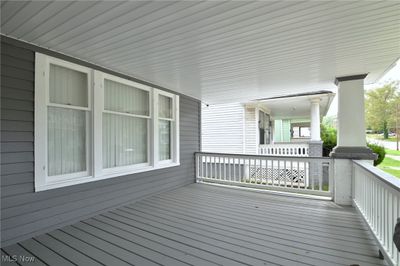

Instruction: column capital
[334,74,368,86]
[310,97,321,104]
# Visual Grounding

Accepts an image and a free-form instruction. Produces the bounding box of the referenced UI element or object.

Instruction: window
[35,53,179,191]
[258,110,271,145]
[102,75,151,171]
[157,92,177,163]
[292,126,311,138]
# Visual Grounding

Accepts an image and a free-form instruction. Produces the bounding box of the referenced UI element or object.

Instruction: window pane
[159,119,171,160]
[300,127,311,137]
[103,113,148,168]
[104,79,149,116]
[49,64,88,107]
[47,107,86,176]
[159,95,172,119]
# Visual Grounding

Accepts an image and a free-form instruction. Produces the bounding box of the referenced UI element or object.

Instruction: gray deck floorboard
[1,183,387,266]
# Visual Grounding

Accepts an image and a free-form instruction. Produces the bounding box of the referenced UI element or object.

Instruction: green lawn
[379,156,400,168]
[378,150,400,178]
[386,149,400,156]
[367,134,398,142]
[379,168,400,178]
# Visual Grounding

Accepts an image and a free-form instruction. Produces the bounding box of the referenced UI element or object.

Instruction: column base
[330,146,377,160]
[308,140,323,157]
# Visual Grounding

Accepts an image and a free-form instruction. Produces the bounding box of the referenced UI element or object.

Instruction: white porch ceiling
[1,1,399,104]
[258,92,334,120]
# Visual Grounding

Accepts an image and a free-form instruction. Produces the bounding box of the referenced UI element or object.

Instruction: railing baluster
[290,160,294,188]
[212,155,215,179]
[283,160,287,187]
[218,156,221,180]
[319,163,323,191]
[211,156,214,179]
[297,160,300,189]
[202,155,205,179]
[227,156,231,182]
[233,157,236,182]
[397,197,400,265]
[223,156,226,181]
[392,194,396,258]
[205,156,208,179]
[209,156,212,179]
[278,159,281,187]
[238,158,242,182]
[272,159,275,186]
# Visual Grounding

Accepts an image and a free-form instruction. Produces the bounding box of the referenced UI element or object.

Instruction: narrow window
[158,94,173,161]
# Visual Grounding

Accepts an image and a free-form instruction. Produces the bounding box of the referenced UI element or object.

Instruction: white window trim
[154,90,180,166]
[97,72,153,176]
[35,53,94,191]
[35,53,180,192]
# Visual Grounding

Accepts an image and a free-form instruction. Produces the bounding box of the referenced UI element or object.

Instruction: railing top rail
[195,151,331,162]
[259,142,309,146]
[353,160,400,192]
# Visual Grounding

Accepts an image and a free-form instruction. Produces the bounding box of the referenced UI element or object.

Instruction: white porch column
[331,74,376,205]
[336,77,366,147]
[310,98,321,141]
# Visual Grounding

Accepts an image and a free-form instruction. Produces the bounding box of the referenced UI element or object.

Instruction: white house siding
[201,103,244,154]
[244,107,257,154]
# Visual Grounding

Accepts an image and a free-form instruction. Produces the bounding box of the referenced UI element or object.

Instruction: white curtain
[103,113,148,168]
[104,79,149,116]
[103,79,149,168]
[47,107,87,176]
[47,64,88,177]
[49,64,88,107]
[159,94,172,118]
[159,119,171,160]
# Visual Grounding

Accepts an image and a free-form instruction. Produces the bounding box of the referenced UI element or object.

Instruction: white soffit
[258,92,334,120]
[1,1,399,104]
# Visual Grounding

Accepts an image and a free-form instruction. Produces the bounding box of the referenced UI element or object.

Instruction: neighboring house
[202,91,335,156]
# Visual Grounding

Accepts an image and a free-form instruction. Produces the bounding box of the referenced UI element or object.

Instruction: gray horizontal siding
[0,37,201,247]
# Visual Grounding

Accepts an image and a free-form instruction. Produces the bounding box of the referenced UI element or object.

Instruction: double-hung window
[35,55,92,190]
[35,53,179,191]
[154,90,179,165]
[99,73,152,175]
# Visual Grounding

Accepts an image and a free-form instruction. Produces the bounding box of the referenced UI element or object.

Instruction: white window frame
[154,90,180,167]
[35,53,94,191]
[95,72,153,177]
[35,53,180,192]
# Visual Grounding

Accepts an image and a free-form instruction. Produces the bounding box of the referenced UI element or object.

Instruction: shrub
[367,143,385,166]
[321,124,337,156]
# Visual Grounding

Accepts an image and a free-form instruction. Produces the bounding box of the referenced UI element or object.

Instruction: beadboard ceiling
[258,92,334,120]
[1,1,399,104]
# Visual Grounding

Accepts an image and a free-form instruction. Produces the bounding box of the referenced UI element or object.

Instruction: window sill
[35,162,180,192]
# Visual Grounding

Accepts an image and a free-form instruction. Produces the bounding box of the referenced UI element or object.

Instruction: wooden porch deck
[1,184,386,266]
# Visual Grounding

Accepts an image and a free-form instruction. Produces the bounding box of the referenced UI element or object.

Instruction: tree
[365,82,399,139]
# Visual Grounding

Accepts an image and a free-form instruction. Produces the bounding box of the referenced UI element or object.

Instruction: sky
[326,59,400,116]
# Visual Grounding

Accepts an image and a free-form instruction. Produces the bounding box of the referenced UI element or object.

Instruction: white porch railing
[195,152,333,197]
[353,160,400,266]
[258,143,309,156]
